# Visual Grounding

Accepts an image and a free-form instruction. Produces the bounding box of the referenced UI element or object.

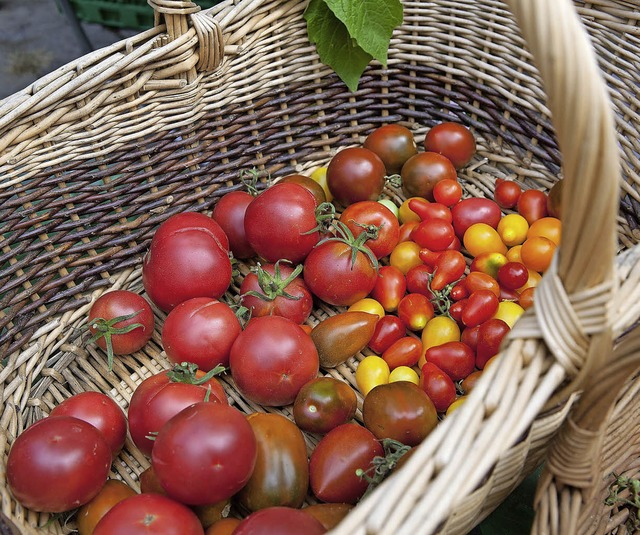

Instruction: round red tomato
[240,261,313,324]
[152,402,257,505]
[212,190,255,259]
[494,179,522,209]
[309,423,384,504]
[50,391,127,457]
[411,218,455,251]
[400,151,458,201]
[88,290,154,369]
[162,297,242,371]
[433,178,463,206]
[339,200,400,259]
[424,122,476,169]
[517,189,549,224]
[244,182,321,263]
[293,377,358,434]
[233,507,326,535]
[419,362,457,412]
[327,146,387,206]
[7,416,111,512]
[142,212,232,312]
[229,316,319,406]
[363,124,418,175]
[93,493,204,535]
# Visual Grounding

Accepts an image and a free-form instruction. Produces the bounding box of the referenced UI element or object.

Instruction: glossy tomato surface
[423,122,476,169]
[212,190,255,259]
[363,123,418,174]
[293,377,358,434]
[233,507,326,535]
[327,146,386,206]
[339,201,400,259]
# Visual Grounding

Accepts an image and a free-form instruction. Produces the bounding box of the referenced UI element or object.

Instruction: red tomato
[327,147,387,206]
[368,315,407,354]
[476,318,511,369]
[449,299,468,326]
[405,263,435,298]
[293,377,358,434]
[461,325,480,352]
[162,297,242,371]
[419,362,457,413]
[50,392,127,458]
[398,220,420,242]
[152,402,257,505]
[382,336,422,369]
[363,124,418,175]
[424,341,475,381]
[407,198,453,223]
[497,261,529,291]
[433,178,463,207]
[462,289,500,327]
[451,198,502,239]
[411,218,455,251]
[7,416,111,513]
[244,182,321,263]
[494,179,522,209]
[309,423,384,504]
[340,201,400,258]
[517,189,549,224]
[397,293,435,331]
[450,280,469,301]
[423,122,476,169]
[127,365,227,457]
[431,250,466,291]
[230,316,319,406]
[469,252,508,279]
[142,212,232,312]
[369,265,407,312]
[233,507,326,535]
[76,479,137,535]
[240,261,313,324]
[212,190,255,259]
[464,271,501,298]
[93,493,204,535]
[87,290,155,369]
[401,152,458,201]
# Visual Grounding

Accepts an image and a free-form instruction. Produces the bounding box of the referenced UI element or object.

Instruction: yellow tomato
[492,300,525,328]
[356,356,390,396]
[388,366,420,385]
[506,245,523,263]
[348,298,385,320]
[446,396,467,416]
[419,316,461,367]
[389,240,423,275]
[497,213,529,247]
[398,197,423,224]
[527,216,561,245]
[463,223,507,257]
[310,167,333,202]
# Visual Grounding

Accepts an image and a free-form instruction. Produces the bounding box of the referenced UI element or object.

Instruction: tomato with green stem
[339,200,400,259]
[430,249,466,291]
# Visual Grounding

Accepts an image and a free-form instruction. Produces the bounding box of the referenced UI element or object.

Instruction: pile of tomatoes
[5,121,562,534]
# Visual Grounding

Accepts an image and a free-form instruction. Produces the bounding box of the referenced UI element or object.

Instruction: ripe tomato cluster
[6,121,563,534]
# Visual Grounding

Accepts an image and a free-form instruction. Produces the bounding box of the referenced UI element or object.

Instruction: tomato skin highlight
[424,341,475,381]
[364,124,418,175]
[212,190,255,259]
[451,198,502,239]
[368,314,407,354]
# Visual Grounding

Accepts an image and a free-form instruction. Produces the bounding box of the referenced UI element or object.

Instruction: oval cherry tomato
[492,300,525,328]
[517,189,549,224]
[389,366,420,385]
[363,124,418,175]
[519,286,535,310]
[476,318,511,369]
[520,236,556,273]
[389,240,423,275]
[464,271,501,298]
[293,377,358,434]
[398,220,420,241]
[327,147,387,206]
[423,122,476,169]
[405,263,435,297]
[420,316,461,367]
[494,179,522,209]
[419,362,457,413]
[407,198,453,223]
[424,341,475,381]
[461,325,480,352]
[76,479,137,535]
[369,265,407,312]
[411,218,455,251]
[497,213,529,247]
[451,198,502,239]
[463,223,507,256]
[382,336,423,369]
[462,289,500,327]
[368,315,407,354]
[348,298,385,319]
[401,152,458,201]
[355,355,390,396]
[431,250,466,291]
[398,197,423,224]
[527,216,561,245]
[397,293,435,331]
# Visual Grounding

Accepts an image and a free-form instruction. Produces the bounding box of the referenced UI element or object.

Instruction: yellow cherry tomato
[310,167,333,202]
[398,197,423,224]
[388,366,420,385]
[497,213,529,247]
[348,298,385,320]
[527,216,561,245]
[389,240,423,275]
[506,245,523,263]
[463,223,508,257]
[355,355,390,396]
[446,396,467,416]
[492,300,525,328]
[419,316,461,367]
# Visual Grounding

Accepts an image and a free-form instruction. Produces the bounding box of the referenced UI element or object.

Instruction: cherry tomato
[398,220,421,242]
[212,190,255,259]
[234,507,326,535]
[494,179,522,209]
[506,244,523,263]
[327,146,387,206]
[398,197,423,224]
[363,124,418,175]
[389,240,423,275]
[463,223,507,256]
[309,423,384,504]
[401,151,458,201]
[405,263,435,297]
[450,280,469,301]
[519,286,535,309]
[451,197,502,239]
[492,300,525,328]
[382,336,423,369]
[76,479,137,535]
[419,362,457,413]
[423,122,476,169]
[368,314,407,354]
[497,261,529,290]
[433,178,463,206]
[363,381,438,446]
[497,213,529,247]
[462,289,500,327]
[389,366,420,385]
[278,173,327,206]
[49,391,127,458]
[517,189,549,224]
[411,218,455,251]
[397,293,435,331]
[527,216,561,245]
[461,369,483,395]
[476,318,511,369]
[293,377,358,434]
[424,341,475,381]
[369,265,407,312]
[407,198,453,223]
[206,518,242,535]
[348,297,385,319]
[419,316,461,367]
[356,355,390,395]
[431,249,466,291]
[449,299,468,326]
[7,416,111,513]
[461,325,480,352]
[340,200,400,258]
[464,271,501,297]
[230,316,319,406]
[469,252,508,279]
[520,236,556,273]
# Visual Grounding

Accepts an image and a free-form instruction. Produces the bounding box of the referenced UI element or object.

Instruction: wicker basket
[1,0,640,533]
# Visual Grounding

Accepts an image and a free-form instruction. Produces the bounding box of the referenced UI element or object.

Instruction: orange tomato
[205,518,242,535]
[521,236,556,273]
[506,245,523,263]
[463,223,508,257]
[389,240,423,274]
[518,286,535,309]
[76,479,137,535]
[527,216,561,245]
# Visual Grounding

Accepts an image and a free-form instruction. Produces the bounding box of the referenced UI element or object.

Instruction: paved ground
[0,0,137,99]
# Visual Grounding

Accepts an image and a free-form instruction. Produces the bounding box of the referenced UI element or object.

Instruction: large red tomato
[229,316,319,406]
[451,198,502,239]
[142,212,232,312]
[161,297,242,371]
[339,200,400,259]
[423,121,476,169]
[7,416,111,513]
[152,402,257,505]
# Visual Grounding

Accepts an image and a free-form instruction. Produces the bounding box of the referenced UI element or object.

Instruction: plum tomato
[401,151,458,201]
[368,314,407,354]
[363,381,438,446]
[348,298,385,319]
[520,236,556,273]
[381,336,423,369]
[419,362,457,413]
[369,265,407,312]
[397,293,435,331]
[7,416,111,513]
[293,377,358,434]
[212,190,255,259]
[309,423,384,504]
[462,289,500,327]
[76,479,137,535]
[476,318,511,369]
[451,197,502,239]
[423,341,475,381]
[463,223,507,257]
[339,200,400,259]
[230,315,319,406]
[527,216,561,245]
[363,124,418,175]
[327,146,387,206]
[494,179,522,209]
[407,198,453,223]
[49,391,127,458]
[162,297,242,371]
[233,507,326,535]
[152,402,257,505]
[423,122,476,169]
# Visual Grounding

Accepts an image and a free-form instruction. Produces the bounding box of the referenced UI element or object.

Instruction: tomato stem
[241,260,304,302]
[87,310,145,372]
[319,220,379,272]
[384,173,402,189]
[302,202,337,235]
[239,167,266,196]
[166,362,227,384]
[356,438,411,498]
[605,473,640,531]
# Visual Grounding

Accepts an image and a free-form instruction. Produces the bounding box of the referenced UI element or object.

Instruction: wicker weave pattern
[1,0,640,533]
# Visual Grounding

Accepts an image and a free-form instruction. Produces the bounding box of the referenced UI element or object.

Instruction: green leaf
[324,0,403,66]
[304,0,373,92]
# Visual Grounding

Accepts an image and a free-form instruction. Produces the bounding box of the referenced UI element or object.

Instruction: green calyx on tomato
[87,309,145,372]
[242,260,304,302]
[355,438,411,498]
[319,220,379,271]
[165,361,227,385]
[239,167,267,197]
[301,201,337,235]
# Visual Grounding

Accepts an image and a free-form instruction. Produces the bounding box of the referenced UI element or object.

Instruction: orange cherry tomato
[519,286,535,309]
[520,236,556,273]
[463,223,508,256]
[464,271,501,298]
[390,240,423,275]
[527,216,561,245]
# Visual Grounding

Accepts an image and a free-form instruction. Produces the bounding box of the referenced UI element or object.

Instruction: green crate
[67,0,222,30]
